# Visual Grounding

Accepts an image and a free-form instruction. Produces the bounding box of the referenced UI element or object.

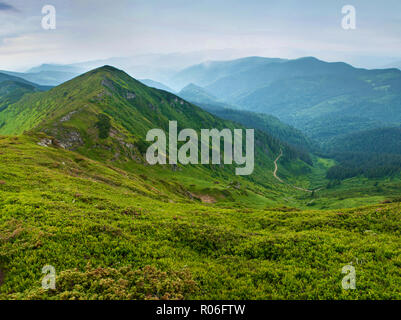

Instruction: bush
[96,114,111,139]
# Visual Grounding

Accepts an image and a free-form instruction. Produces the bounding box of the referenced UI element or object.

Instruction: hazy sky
[0,0,400,70]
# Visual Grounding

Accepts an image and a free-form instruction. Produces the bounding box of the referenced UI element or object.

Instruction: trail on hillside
[273,149,320,193]
[273,149,284,183]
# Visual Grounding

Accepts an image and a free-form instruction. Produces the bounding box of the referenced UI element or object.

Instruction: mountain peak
[95,65,121,72]
[179,83,217,99]
[85,65,126,77]
[66,65,143,90]
[181,83,202,91]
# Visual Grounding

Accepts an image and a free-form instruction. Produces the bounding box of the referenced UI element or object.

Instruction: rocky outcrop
[37,138,53,147]
[126,91,136,99]
[101,78,115,91]
[60,110,78,122]
[57,130,83,150]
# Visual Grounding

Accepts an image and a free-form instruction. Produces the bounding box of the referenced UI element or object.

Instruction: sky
[0,0,400,71]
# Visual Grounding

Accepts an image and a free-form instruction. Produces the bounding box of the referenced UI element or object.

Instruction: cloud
[0,2,17,11]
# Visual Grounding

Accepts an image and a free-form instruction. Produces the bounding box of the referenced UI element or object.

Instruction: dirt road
[273,149,318,193]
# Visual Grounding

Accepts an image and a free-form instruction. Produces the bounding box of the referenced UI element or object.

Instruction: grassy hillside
[0,66,312,195]
[178,83,313,153]
[1,135,401,299]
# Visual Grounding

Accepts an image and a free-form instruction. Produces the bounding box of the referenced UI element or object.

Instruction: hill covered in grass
[0,135,401,299]
[0,66,312,194]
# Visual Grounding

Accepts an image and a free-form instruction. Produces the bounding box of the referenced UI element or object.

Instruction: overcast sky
[0,0,400,71]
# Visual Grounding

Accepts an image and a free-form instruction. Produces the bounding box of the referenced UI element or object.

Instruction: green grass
[308,176,401,209]
[1,136,401,300]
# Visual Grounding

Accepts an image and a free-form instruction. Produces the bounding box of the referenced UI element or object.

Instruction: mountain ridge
[0,65,314,204]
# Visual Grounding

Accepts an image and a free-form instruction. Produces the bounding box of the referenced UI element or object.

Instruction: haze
[0,0,400,71]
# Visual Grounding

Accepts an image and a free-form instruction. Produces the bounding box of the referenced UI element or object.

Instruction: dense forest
[325,127,401,154]
[325,127,401,180]
[326,152,401,180]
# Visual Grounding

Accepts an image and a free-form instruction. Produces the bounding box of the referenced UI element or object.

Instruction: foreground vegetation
[1,136,400,300]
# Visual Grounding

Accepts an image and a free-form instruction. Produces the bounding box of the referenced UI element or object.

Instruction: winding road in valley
[273,149,284,183]
[273,149,319,193]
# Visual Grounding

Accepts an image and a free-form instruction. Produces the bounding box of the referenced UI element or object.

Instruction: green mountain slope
[0,73,50,114]
[325,127,401,155]
[206,108,314,153]
[0,72,50,90]
[178,83,313,153]
[0,66,315,206]
[0,81,37,113]
[235,67,401,141]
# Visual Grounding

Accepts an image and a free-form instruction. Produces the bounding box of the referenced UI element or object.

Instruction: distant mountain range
[178,83,233,108]
[0,68,80,86]
[138,79,175,93]
[3,51,250,87]
[171,56,401,143]
[4,55,401,154]
[0,72,50,89]
[170,57,286,91]
[383,60,401,70]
